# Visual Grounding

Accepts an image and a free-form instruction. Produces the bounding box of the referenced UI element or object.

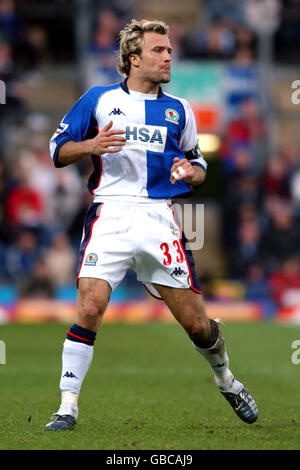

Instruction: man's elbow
[53,154,67,168]
[51,147,68,168]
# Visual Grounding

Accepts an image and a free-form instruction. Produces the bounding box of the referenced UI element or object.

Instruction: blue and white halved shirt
[49,80,207,202]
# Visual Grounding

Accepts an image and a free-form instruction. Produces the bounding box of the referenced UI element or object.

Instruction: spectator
[167,22,186,62]
[86,9,121,84]
[234,25,256,54]
[261,155,290,200]
[51,167,83,231]
[5,164,44,229]
[0,40,13,80]
[221,173,260,251]
[224,47,260,119]
[221,97,267,175]
[269,255,300,308]
[221,143,256,189]
[5,228,41,281]
[261,200,300,270]
[281,143,300,178]
[244,264,271,301]
[204,0,247,26]
[18,259,55,299]
[44,232,76,287]
[15,136,83,232]
[230,219,262,277]
[191,18,236,59]
[88,9,120,55]
[0,0,19,42]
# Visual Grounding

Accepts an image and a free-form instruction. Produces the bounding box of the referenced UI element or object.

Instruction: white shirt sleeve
[179,98,207,172]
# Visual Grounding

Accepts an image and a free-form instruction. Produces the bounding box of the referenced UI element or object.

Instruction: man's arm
[174,98,207,187]
[185,163,206,187]
[56,121,126,167]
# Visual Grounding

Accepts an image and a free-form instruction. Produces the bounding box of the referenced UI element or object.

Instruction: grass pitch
[0,321,299,450]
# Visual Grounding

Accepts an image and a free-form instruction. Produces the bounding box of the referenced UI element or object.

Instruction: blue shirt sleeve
[49,86,100,167]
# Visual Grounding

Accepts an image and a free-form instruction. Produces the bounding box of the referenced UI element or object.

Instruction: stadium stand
[1,0,300,324]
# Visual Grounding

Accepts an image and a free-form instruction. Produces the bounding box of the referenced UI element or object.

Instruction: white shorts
[77,200,202,299]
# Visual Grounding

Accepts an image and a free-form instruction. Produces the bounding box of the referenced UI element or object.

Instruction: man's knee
[189,318,219,349]
[185,315,211,341]
[79,297,104,320]
[77,278,111,325]
[175,300,210,339]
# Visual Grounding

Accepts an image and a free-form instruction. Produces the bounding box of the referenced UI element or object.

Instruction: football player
[46,19,258,430]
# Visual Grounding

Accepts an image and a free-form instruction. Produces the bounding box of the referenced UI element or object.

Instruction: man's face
[131,32,172,84]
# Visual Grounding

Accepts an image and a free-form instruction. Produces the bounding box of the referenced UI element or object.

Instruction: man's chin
[160,74,171,84]
[150,73,171,85]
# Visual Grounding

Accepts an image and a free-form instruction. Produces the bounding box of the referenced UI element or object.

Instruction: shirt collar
[120,79,163,98]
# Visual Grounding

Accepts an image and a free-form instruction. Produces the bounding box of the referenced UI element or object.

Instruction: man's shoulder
[80,83,122,102]
[161,90,190,107]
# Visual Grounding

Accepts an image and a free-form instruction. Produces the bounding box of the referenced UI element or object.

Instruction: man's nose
[164,51,171,62]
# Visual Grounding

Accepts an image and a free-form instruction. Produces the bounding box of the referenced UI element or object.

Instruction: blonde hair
[117,19,169,77]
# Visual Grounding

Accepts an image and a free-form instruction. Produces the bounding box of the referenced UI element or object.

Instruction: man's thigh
[77,202,135,291]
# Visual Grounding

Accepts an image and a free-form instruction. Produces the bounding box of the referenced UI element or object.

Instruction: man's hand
[170,157,206,187]
[88,120,126,155]
[170,157,195,184]
[56,121,126,167]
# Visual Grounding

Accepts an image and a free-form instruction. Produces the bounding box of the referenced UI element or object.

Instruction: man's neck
[126,77,159,95]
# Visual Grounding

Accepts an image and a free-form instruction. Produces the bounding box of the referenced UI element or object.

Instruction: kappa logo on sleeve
[125,124,167,153]
[84,253,98,266]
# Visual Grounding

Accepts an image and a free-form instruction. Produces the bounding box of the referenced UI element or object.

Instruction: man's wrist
[188,166,206,187]
[82,139,95,156]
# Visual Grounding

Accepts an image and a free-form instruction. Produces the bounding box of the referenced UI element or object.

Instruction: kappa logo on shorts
[171,267,187,277]
[84,253,98,266]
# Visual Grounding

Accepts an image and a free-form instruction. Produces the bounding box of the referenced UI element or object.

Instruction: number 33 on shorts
[160,240,184,266]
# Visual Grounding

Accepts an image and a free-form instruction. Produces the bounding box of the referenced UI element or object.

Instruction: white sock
[193,336,243,394]
[214,368,243,394]
[57,391,79,419]
[193,335,229,374]
[58,339,94,418]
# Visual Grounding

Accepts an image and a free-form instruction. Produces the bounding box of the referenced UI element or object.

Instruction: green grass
[0,321,299,450]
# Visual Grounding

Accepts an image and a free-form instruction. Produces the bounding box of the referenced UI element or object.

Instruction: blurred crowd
[219,98,300,313]
[0,0,300,313]
[0,0,89,299]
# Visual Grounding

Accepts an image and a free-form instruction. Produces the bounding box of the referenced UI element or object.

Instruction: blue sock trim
[66,324,96,346]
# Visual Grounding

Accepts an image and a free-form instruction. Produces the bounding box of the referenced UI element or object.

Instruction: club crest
[84,253,98,266]
[165,108,179,124]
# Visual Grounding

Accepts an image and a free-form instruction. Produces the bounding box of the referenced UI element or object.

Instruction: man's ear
[129,53,140,69]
